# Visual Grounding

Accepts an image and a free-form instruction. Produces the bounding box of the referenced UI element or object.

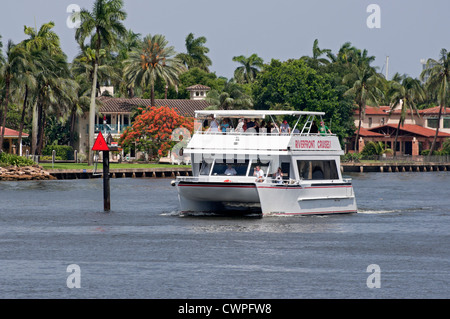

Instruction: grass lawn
[40,162,191,170]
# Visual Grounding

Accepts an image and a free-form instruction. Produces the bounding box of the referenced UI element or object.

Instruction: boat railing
[193,130,335,137]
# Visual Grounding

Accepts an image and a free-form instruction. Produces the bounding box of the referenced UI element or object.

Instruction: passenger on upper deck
[280,120,291,135]
[221,118,230,133]
[235,118,245,132]
[319,120,332,135]
[209,117,220,132]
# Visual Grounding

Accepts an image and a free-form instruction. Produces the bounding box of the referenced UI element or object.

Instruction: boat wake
[357,209,398,214]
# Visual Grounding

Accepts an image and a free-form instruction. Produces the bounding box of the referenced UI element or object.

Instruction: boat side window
[297,160,339,180]
[200,160,212,175]
[211,160,250,176]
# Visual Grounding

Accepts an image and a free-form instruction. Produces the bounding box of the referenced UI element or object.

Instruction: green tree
[177,33,212,72]
[343,64,384,151]
[389,77,425,156]
[232,53,264,84]
[75,0,127,165]
[123,34,185,106]
[252,58,354,143]
[420,48,450,155]
[0,41,30,151]
[33,51,78,154]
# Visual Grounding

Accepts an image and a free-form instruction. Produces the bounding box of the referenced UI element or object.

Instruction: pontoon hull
[176,180,357,216]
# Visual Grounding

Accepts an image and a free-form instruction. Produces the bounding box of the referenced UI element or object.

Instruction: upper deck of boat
[186,110,344,155]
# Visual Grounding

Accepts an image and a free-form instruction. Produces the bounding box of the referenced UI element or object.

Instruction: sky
[1,0,449,80]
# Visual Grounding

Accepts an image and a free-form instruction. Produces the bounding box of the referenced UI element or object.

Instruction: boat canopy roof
[194,110,325,119]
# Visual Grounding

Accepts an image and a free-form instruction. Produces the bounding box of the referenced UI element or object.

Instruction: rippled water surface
[0,172,449,298]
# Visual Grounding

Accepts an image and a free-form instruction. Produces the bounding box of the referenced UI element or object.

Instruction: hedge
[42,145,74,160]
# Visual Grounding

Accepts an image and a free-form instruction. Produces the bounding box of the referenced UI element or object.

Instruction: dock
[341,162,450,173]
[43,162,450,180]
[47,166,192,180]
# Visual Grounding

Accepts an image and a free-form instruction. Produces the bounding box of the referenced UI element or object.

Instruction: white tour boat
[172,110,357,216]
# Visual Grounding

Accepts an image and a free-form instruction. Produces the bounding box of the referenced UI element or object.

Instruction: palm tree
[206,81,253,110]
[22,21,66,155]
[389,77,425,156]
[33,51,78,154]
[123,34,185,107]
[420,48,450,155]
[75,0,127,165]
[23,21,63,56]
[0,41,30,151]
[302,39,331,68]
[232,54,264,84]
[343,64,384,151]
[177,33,212,72]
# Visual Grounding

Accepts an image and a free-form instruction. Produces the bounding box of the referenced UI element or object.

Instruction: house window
[427,118,439,128]
[444,117,450,128]
[296,160,339,180]
[368,117,372,128]
[381,117,385,125]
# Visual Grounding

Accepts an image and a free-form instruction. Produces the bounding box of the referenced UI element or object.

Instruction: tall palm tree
[232,53,264,84]
[302,39,331,68]
[177,33,212,72]
[33,51,78,154]
[343,64,384,151]
[389,77,425,156]
[22,21,65,155]
[0,41,30,151]
[23,21,63,56]
[75,0,127,165]
[421,48,450,155]
[123,34,185,107]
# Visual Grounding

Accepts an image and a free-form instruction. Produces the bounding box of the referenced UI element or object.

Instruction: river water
[0,172,448,299]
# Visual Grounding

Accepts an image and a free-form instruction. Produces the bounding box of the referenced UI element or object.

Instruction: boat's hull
[175,180,357,216]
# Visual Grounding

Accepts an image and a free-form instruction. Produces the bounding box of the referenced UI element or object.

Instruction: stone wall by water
[0,165,57,181]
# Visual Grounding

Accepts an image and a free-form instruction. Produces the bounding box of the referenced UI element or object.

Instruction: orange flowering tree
[119,106,194,159]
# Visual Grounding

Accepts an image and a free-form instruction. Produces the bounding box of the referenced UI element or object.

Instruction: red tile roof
[186,84,211,91]
[354,106,391,115]
[419,106,450,115]
[96,97,210,117]
[356,127,385,137]
[369,124,450,138]
[0,127,29,138]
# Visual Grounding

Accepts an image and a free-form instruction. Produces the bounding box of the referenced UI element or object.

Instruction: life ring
[224,179,232,183]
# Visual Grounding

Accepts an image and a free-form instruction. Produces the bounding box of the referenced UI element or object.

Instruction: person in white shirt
[253,166,265,182]
[209,118,220,132]
[224,165,237,176]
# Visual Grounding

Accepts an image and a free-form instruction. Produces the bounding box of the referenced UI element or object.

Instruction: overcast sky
[1,0,449,80]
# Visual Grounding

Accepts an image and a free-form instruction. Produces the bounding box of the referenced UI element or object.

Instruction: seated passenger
[253,165,265,182]
[273,167,283,183]
[224,165,237,176]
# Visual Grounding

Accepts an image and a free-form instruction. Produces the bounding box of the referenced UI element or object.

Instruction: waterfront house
[75,84,211,158]
[349,105,450,155]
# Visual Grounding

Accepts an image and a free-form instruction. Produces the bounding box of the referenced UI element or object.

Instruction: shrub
[361,141,393,157]
[42,145,74,160]
[0,152,36,167]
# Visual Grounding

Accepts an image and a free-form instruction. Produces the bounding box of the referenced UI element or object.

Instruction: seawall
[1,163,449,182]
